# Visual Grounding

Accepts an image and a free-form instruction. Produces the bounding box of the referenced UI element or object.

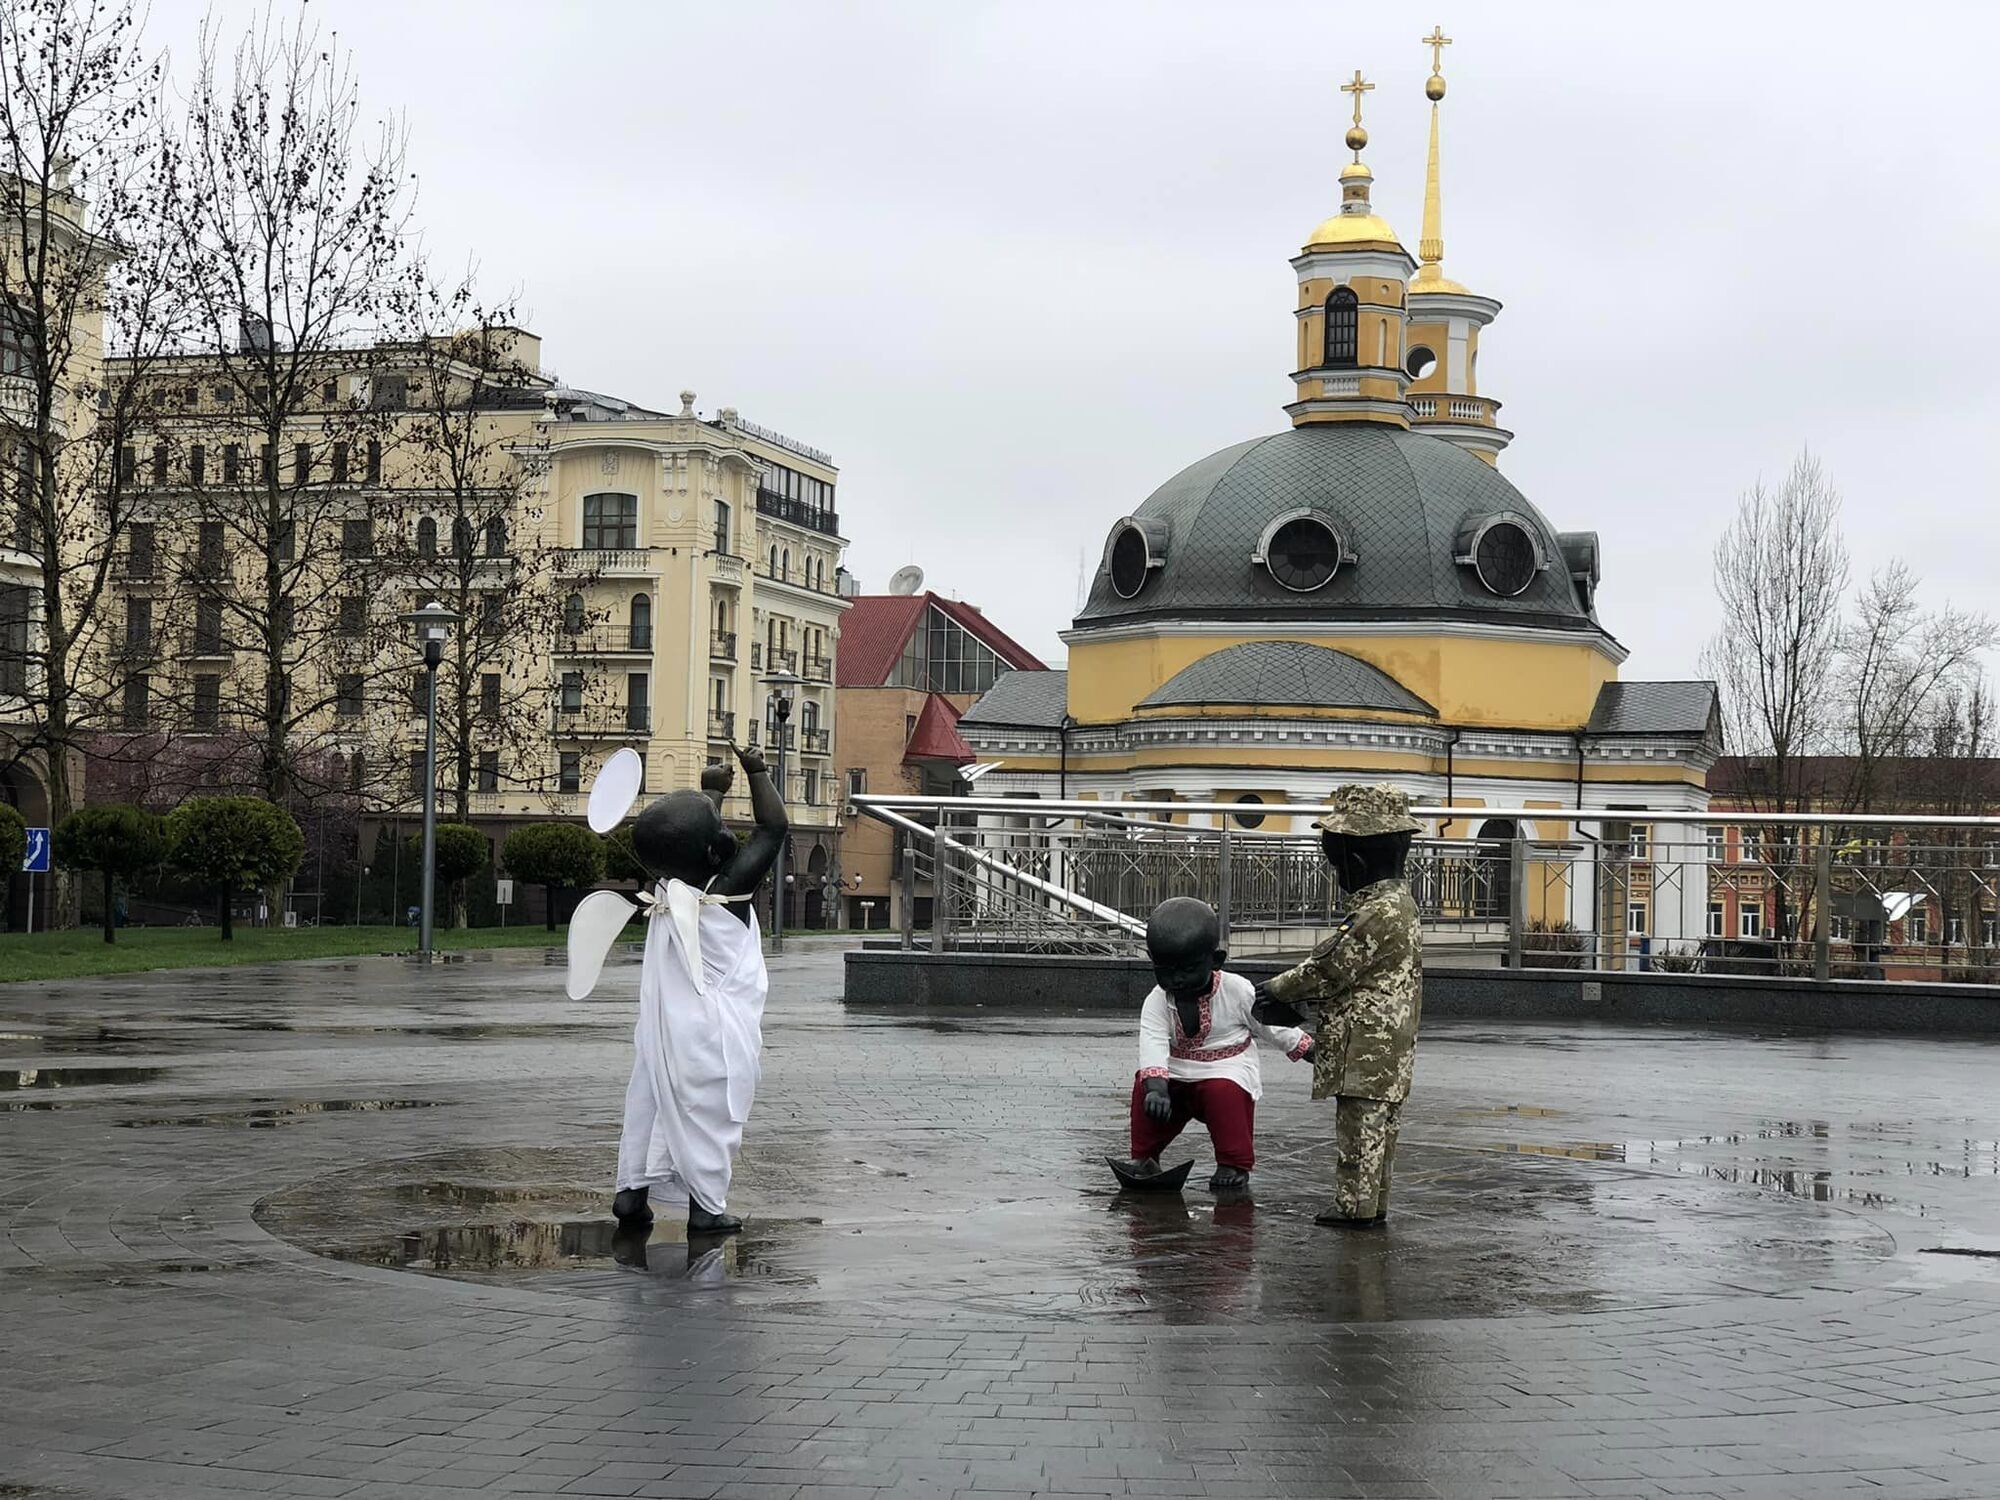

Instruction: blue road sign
[22,827,50,873]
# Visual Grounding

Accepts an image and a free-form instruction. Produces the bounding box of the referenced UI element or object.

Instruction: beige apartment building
[92,330,848,911]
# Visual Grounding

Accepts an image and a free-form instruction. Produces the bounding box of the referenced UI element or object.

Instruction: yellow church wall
[1067,631,1618,730]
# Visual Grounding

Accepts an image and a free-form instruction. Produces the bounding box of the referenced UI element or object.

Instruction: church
[958,38,1720,943]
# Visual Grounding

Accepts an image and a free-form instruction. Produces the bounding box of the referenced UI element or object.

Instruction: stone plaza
[0,944,1998,1497]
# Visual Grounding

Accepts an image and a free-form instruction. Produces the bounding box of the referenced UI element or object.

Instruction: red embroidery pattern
[1135,1065,1170,1081]
[1287,1034,1314,1061]
[1171,1036,1250,1063]
[1167,974,1219,1049]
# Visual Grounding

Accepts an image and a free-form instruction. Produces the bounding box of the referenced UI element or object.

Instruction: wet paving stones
[5,940,2000,1498]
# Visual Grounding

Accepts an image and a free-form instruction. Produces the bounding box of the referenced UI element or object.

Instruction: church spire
[1412,26,1460,292]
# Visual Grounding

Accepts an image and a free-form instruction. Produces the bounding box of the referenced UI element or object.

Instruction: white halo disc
[586,746,646,833]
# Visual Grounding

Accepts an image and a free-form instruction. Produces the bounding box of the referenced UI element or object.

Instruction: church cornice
[1059,615,1629,664]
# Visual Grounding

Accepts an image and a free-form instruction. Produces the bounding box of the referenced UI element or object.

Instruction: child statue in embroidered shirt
[1109,896,1314,1193]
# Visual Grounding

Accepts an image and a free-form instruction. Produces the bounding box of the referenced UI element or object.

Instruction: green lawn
[0,922,574,984]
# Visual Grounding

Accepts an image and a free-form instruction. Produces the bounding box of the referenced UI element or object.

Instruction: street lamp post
[763,669,799,953]
[401,600,458,961]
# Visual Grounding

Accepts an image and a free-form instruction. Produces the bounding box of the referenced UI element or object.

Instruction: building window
[188,444,205,487]
[222,444,240,484]
[562,592,585,633]
[1740,827,1761,862]
[335,674,363,717]
[1232,793,1267,830]
[1627,902,1647,936]
[337,595,366,636]
[629,593,652,651]
[341,519,372,558]
[1909,909,1929,945]
[126,597,152,648]
[803,768,819,805]
[293,443,313,484]
[452,515,475,559]
[193,598,225,655]
[1628,825,1649,861]
[626,672,648,732]
[408,749,428,795]
[478,595,502,638]
[1983,916,1996,949]
[1705,902,1724,938]
[892,604,1008,695]
[846,767,866,800]
[1323,286,1359,367]
[117,445,135,483]
[126,521,155,579]
[1830,913,1851,942]
[479,673,501,719]
[409,670,429,715]
[191,674,220,732]
[560,670,583,713]
[330,442,349,484]
[121,674,149,729]
[416,516,437,557]
[1739,902,1763,939]
[259,443,274,482]
[370,374,408,410]
[150,443,167,486]
[477,750,499,793]
[582,492,637,549]
[484,517,506,557]
[713,499,731,555]
[276,520,295,563]
[558,752,581,794]
[196,520,225,577]
[365,440,381,483]
[1947,916,1964,946]
[1705,825,1724,862]
[0,584,24,695]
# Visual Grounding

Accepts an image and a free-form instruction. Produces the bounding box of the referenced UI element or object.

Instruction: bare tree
[153,8,413,807]
[367,265,597,821]
[0,0,177,924]
[1838,561,1994,814]
[1700,451,1850,952]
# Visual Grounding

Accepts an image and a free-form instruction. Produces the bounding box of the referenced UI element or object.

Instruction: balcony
[765,647,798,675]
[802,654,832,683]
[709,551,745,585]
[1409,394,1497,425]
[797,727,830,755]
[755,487,840,537]
[113,552,159,582]
[555,547,653,578]
[186,633,232,661]
[706,710,735,742]
[710,630,737,662]
[556,705,651,738]
[554,626,653,656]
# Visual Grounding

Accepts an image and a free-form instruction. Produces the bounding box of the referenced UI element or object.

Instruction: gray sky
[148,1,2000,678]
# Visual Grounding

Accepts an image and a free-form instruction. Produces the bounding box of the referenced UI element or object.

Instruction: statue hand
[700,762,734,796]
[1251,990,1307,1029]
[1142,1079,1173,1121]
[734,743,769,777]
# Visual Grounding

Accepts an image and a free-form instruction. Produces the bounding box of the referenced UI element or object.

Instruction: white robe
[615,887,767,1213]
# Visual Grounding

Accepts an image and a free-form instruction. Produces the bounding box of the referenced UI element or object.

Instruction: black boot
[1314,1206,1387,1228]
[612,1187,652,1229]
[1208,1165,1250,1191]
[687,1203,743,1236]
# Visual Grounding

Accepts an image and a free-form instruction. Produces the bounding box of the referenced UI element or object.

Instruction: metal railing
[555,626,653,655]
[707,710,734,742]
[851,795,2000,981]
[803,654,832,682]
[710,630,737,661]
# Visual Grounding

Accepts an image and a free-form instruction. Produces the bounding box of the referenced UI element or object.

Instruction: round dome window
[1406,345,1437,379]
[1260,513,1345,593]
[1471,518,1539,597]
[1108,523,1154,599]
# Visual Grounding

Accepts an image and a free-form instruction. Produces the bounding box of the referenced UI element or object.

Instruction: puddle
[118,1098,443,1128]
[328,1216,806,1280]
[0,1066,164,1091]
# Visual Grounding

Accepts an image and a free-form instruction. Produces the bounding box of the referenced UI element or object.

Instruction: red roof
[903,693,974,765]
[836,591,1046,688]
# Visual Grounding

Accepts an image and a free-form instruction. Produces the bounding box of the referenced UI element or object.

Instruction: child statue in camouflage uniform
[1253,784,1422,1227]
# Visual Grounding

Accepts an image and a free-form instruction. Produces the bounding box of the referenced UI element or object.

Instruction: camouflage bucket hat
[1312,784,1422,837]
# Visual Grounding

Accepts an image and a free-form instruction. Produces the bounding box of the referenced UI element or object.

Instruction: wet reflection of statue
[1254,785,1423,1227]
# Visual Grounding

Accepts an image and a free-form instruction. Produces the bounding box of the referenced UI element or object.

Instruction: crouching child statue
[566,742,786,1239]
[1252,784,1423,1227]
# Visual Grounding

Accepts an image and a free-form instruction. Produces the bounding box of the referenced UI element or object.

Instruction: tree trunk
[102,870,115,945]
[218,886,234,941]
[544,883,557,932]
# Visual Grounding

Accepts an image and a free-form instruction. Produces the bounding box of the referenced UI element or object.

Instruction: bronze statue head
[1145,896,1225,1003]
[630,789,739,887]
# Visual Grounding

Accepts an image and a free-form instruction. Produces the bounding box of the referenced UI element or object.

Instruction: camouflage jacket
[1261,877,1422,1102]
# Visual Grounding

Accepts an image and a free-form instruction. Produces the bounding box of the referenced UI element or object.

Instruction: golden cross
[1422,26,1452,74]
[1341,68,1375,127]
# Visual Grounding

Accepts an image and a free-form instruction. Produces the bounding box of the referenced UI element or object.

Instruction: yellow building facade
[959,45,1721,944]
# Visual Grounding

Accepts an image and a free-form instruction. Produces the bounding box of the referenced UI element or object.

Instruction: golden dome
[1305,211,1405,250]
[1410,268,1470,294]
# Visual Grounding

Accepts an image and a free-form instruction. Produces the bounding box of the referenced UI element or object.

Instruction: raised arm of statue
[711,742,786,903]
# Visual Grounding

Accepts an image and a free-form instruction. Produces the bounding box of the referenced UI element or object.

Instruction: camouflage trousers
[1327,1095,1402,1222]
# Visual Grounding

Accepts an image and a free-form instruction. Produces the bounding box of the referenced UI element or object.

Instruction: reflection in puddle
[323,1214,803,1283]
[0,1066,164,1091]
[118,1098,442,1128]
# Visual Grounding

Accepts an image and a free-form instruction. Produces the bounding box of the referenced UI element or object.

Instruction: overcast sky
[146,1,2000,679]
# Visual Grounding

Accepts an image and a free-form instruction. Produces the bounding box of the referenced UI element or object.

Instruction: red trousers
[1129,1077,1256,1170]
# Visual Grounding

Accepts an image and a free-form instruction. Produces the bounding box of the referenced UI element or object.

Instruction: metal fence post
[1216,823,1233,945]
[1507,832,1528,971]
[1815,836,1832,981]
[899,828,915,952]
[932,809,952,955]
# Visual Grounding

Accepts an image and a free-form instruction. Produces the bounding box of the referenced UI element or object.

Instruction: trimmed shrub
[503,823,605,931]
[1522,917,1591,970]
[165,797,305,941]
[55,804,168,944]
